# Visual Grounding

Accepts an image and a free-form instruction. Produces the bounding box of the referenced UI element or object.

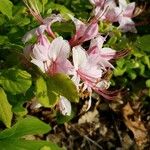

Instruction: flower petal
[49,37,70,60]
[31,59,45,72]
[72,46,87,69]
[123,2,135,17]
[59,96,71,116]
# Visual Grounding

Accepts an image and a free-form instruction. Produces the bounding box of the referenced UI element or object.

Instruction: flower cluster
[90,0,137,33]
[23,0,136,116]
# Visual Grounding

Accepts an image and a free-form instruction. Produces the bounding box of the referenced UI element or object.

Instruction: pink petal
[89,35,105,53]
[48,37,70,60]
[123,2,135,17]
[118,17,137,33]
[31,59,45,72]
[49,57,73,75]
[72,46,87,69]
[80,22,98,43]
[100,48,116,60]
[59,96,71,116]
[32,44,49,61]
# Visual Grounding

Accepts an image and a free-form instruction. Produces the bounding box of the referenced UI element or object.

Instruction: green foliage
[56,109,75,124]
[47,2,74,20]
[0,88,12,128]
[35,76,59,107]
[0,116,51,139]
[136,35,150,53]
[47,73,79,103]
[146,79,150,88]
[0,116,62,150]
[0,68,32,95]
[0,0,13,19]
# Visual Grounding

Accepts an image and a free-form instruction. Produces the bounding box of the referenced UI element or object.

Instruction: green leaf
[114,67,126,76]
[47,2,74,20]
[47,73,79,103]
[0,68,32,95]
[0,117,62,150]
[47,91,59,106]
[0,0,13,19]
[0,139,62,150]
[7,94,28,117]
[0,116,51,139]
[127,70,137,80]
[13,15,30,27]
[136,35,150,52]
[0,14,6,25]
[0,36,9,45]
[40,146,51,150]
[56,109,75,124]
[41,0,48,6]
[35,76,59,107]
[146,79,150,88]
[0,88,12,128]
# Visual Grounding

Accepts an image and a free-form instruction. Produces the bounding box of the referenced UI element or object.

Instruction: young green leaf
[56,109,75,124]
[36,76,59,107]
[47,2,74,20]
[0,88,12,128]
[146,79,150,88]
[0,139,62,150]
[0,0,13,19]
[136,35,150,53]
[0,68,32,95]
[47,73,79,103]
[0,116,51,139]
[35,76,50,107]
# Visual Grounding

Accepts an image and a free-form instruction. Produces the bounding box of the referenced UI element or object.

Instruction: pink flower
[72,45,105,109]
[23,34,51,68]
[22,14,62,43]
[30,37,73,75]
[87,35,115,69]
[115,0,137,33]
[87,35,129,69]
[69,15,98,47]
[89,0,117,22]
[72,45,102,87]
[58,96,71,116]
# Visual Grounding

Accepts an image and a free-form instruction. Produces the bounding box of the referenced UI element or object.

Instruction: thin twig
[83,135,104,150]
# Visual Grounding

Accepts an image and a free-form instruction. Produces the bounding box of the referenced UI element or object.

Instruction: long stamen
[23,0,43,24]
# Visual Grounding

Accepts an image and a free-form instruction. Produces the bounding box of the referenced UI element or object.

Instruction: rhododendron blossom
[72,45,113,109]
[115,0,137,33]
[90,0,117,22]
[88,35,115,69]
[22,0,136,115]
[31,37,72,75]
[22,14,62,43]
[69,15,99,47]
[89,0,137,33]
[58,96,72,116]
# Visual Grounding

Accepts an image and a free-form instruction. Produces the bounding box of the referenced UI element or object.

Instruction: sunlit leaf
[0,68,32,95]
[0,116,51,139]
[56,109,75,124]
[35,76,50,107]
[136,35,150,52]
[47,73,79,103]
[0,0,13,19]
[0,139,62,150]
[47,2,74,20]
[146,79,150,88]
[0,88,12,128]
